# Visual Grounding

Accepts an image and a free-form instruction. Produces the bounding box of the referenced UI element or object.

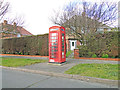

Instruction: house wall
[0,33,17,38]
[66,38,81,51]
[66,39,70,52]
[0,20,32,39]
[76,40,81,46]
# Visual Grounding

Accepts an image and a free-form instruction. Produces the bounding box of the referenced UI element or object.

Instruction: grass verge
[66,50,73,58]
[0,57,48,67]
[65,63,119,80]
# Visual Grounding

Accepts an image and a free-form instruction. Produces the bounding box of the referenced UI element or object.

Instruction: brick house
[66,33,80,52]
[0,20,33,39]
[65,26,112,52]
[64,15,112,51]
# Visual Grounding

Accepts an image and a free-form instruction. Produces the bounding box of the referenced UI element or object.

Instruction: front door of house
[70,40,77,50]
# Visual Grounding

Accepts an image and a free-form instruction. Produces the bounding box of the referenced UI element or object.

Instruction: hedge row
[2,34,49,56]
[78,32,119,58]
[1,32,119,58]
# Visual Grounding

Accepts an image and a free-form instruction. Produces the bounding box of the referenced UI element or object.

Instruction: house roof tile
[1,20,33,36]
[17,26,33,35]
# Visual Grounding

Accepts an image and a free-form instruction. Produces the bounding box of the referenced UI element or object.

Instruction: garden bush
[78,45,90,57]
[102,54,109,58]
[92,54,97,58]
[78,32,119,58]
[66,50,73,58]
[88,52,94,57]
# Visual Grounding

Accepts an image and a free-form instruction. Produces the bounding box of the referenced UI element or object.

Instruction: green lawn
[66,50,73,58]
[65,63,119,80]
[0,57,48,67]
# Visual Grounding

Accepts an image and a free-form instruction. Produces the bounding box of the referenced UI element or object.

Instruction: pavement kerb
[1,54,119,61]
[1,66,118,86]
[0,54,49,58]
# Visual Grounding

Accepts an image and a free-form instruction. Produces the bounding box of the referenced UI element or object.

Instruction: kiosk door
[50,33,58,62]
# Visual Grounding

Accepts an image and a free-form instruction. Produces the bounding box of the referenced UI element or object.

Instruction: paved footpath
[2,55,118,73]
[1,55,119,87]
[19,58,118,73]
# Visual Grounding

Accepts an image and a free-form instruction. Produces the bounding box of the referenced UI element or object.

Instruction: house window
[17,34,21,37]
[72,42,74,46]
[97,28,104,32]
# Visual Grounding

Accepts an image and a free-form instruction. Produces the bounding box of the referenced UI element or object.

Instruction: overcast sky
[4,0,119,35]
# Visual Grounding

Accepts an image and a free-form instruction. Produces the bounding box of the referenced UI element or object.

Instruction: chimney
[3,20,7,25]
[13,22,17,32]
[82,12,86,17]
[13,22,17,27]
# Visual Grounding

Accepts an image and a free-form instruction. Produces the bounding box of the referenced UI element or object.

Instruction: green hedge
[2,34,49,56]
[78,32,119,58]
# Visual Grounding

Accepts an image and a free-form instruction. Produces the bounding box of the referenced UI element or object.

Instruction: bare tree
[0,0,10,21]
[0,0,26,39]
[5,15,25,27]
[50,1,118,45]
[0,0,25,27]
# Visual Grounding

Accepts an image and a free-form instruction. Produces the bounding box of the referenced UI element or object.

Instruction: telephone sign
[49,26,66,63]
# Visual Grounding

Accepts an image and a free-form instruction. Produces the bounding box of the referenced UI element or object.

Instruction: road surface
[2,69,117,88]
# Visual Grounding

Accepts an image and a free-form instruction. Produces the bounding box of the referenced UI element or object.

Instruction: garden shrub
[78,45,90,57]
[78,32,118,58]
[111,56,115,58]
[88,52,94,57]
[102,54,109,58]
[66,50,73,58]
[92,54,97,58]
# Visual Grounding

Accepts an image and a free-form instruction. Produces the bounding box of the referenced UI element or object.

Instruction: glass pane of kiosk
[50,33,58,58]
[62,33,64,58]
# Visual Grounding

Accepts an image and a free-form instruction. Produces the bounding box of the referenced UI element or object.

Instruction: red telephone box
[49,26,66,63]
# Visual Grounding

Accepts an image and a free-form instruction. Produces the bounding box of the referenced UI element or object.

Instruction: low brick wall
[74,49,119,61]
[74,49,79,59]
[0,54,49,58]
